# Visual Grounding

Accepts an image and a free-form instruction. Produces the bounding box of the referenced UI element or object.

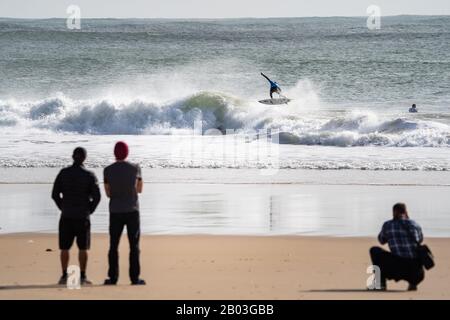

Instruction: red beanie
[114,141,129,160]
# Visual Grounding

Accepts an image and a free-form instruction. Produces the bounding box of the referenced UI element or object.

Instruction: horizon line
[1,14,449,20]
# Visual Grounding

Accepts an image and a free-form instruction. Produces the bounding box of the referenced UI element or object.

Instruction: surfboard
[258,98,291,105]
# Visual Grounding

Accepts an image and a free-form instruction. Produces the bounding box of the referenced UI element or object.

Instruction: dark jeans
[108,211,141,282]
[370,247,424,286]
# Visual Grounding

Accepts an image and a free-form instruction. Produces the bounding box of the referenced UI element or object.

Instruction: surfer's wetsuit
[409,104,418,113]
[261,73,281,99]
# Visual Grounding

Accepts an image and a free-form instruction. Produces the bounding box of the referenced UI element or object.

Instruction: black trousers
[370,247,424,286]
[108,211,141,282]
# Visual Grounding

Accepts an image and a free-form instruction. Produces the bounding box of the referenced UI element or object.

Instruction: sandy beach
[0,234,449,300]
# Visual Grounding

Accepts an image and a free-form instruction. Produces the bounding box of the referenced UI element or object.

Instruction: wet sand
[0,234,449,300]
[2,181,450,236]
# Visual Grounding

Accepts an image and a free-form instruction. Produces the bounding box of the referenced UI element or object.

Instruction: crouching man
[370,203,425,291]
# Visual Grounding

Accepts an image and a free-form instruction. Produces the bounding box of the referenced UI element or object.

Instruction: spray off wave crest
[1,91,450,147]
[1,92,252,134]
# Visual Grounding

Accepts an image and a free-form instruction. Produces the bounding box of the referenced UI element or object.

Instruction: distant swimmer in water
[409,104,418,113]
[261,73,282,99]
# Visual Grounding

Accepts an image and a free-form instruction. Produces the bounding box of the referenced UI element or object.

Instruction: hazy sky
[1,0,449,18]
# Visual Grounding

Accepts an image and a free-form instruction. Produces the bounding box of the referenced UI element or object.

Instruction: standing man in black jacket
[52,147,101,285]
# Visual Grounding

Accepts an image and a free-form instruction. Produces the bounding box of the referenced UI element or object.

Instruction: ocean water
[2,182,450,236]
[1,16,450,170]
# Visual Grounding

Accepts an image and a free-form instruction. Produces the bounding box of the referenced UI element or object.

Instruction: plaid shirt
[378,219,423,259]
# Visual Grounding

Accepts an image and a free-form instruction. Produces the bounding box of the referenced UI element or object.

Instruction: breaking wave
[1,92,450,147]
[277,115,450,147]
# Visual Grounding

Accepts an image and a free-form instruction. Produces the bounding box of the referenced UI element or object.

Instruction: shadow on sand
[0,284,101,290]
[307,289,405,293]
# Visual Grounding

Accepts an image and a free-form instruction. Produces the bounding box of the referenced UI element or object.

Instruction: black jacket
[52,164,101,219]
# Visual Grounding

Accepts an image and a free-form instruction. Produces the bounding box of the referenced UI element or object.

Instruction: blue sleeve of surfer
[269,80,279,88]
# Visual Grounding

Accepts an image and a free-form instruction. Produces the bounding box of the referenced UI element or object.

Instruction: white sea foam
[1,88,449,148]
[1,79,450,171]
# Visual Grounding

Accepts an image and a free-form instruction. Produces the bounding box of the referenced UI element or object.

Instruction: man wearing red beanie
[103,141,145,285]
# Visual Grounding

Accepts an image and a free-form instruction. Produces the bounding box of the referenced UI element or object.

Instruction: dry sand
[0,234,449,300]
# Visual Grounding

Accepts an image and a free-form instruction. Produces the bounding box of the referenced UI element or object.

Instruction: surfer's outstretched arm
[261,72,271,82]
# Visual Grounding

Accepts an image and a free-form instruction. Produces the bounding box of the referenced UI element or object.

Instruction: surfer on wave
[261,73,282,99]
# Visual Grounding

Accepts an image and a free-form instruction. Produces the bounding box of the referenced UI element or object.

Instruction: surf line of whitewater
[1,181,450,187]
[3,92,450,147]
